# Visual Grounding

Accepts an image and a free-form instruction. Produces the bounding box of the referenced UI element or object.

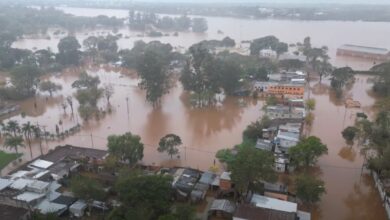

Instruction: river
[13,6,390,71]
[6,6,390,220]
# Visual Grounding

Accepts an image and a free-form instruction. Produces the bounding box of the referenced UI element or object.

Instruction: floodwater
[13,7,390,71]
[5,6,389,220]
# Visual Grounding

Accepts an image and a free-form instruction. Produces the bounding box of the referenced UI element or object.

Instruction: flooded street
[4,6,390,220]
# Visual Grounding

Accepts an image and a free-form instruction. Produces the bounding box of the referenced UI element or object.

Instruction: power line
[69,133,367,170]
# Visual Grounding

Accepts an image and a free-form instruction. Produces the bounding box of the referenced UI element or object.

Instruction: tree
[75,87,103,107]
[158,134,182,158]
[21,122,35,158]
[3,135,24,154]
[137,49,172,106]
[111,173,173,220]
[295,174,326,206]
[10,64,41,98]
[305,98,316,111]
[371,62,390,97]
[32,125,43,156]
[315,58,333,82]
[78,104,98,122]
[250,36,287,56]
[83,36,98,53]
[103,84,114,104]
[330,67,355,97]
[3,120,20,137]
[56,36,81,66]
[66,96,74,115]
[219,60,241,95]
[192,18,208,33]
[107,133,144,167]
[72,72,100,89]
[180,43,220,106]
[289,136,328,168]
[242,116,271,142]
[39,81,62,96]
[342,126,359,143]
[70,175,106,213]
[221,37,235,47]
[230,146,277,196]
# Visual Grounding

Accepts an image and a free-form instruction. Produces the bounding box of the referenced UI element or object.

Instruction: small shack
[69,200,87,218]
[208,199,236,219]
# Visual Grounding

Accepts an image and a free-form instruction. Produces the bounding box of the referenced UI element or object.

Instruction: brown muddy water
[5,6,390,220]
[0,66,386,220]
[13,6,390,71]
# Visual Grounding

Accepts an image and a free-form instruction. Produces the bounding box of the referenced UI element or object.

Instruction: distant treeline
[6,0,390,22]
[0,6,123,38]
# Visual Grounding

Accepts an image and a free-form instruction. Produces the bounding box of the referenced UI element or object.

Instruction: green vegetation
[249,35,288,56]
[230,145,277,195]
[289,136,328,168]
[56,36,81,66]
[305,98,316,111]
[158,134,182,159]
[242,116,271,142]
[107,132,144,167]
[39,81,62,97]
[342,126,359,143]
[136,44,173,106]
[72,72,104,121]
[330,67,355,97]
[109,171,173,220]
[0,150,21,170]
[70,175,106,213]
[295,174,326,206]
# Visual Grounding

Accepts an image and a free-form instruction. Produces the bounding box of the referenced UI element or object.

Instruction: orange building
[267,84,305,99]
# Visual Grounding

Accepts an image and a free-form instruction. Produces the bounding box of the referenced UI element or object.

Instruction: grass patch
[0,151,21,170]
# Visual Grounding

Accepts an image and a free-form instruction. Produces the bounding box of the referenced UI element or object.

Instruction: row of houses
[254,70,306,99]
[0,145,108,219]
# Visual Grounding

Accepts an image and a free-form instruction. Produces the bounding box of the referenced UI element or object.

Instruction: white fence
[372,171,390,219]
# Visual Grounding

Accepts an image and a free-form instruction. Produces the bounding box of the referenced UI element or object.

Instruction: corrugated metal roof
[35,199,67,214]
[14,191,45,202]
[10,178,34,190]
[251,194,297,213]
[0,178,13,191]
[29,159,53,169]
[339,44,389,55]
[27,180,50,191]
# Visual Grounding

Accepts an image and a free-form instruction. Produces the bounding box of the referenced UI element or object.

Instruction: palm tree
[5,120,20,137]
[32,125,43,156]
[4,136,25,154]
[21,122,34,158]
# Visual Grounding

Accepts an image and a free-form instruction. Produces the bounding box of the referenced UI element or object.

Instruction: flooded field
[5,6,390,220]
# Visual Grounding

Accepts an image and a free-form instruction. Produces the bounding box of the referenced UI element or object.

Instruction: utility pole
[90,134,94,148]
[36,122,43,156]
[42,125,48,146]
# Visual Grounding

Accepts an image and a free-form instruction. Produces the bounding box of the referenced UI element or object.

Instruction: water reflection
[338,146,357,162]
[344,174,386,220]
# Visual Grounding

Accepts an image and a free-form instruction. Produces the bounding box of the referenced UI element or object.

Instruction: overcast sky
[133,0,390,5]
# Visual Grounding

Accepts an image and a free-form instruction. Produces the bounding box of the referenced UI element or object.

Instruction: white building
[259,49,277,59]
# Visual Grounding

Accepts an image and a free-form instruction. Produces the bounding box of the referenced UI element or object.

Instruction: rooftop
[42,145,108,162]
[234,204,296,220]
[338,44,389,55]
[251,194,297,213]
